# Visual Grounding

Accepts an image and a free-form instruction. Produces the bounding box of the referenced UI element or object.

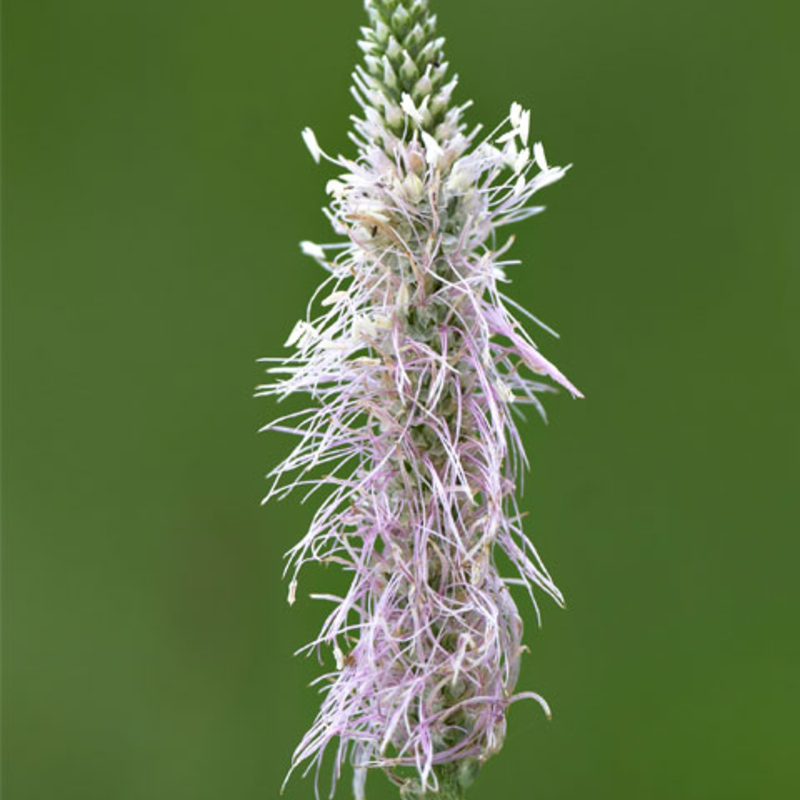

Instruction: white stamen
[300,240,326,260]
[534,141,548,172]
[333,645,345,670]
[519,109,531,147]
[320,339,350,351]
[503,137,519,169]
[421,131,443,167]
[301,127,322,163]
[284,320,313,348]
[321,291,349,307]
[326,179,346,198]
[401,92,424,125]
[514,148,530,174]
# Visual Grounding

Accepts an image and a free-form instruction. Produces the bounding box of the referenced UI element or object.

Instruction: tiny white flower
[513,174,527,197]
[354,200,390,223]
[446,159,479,192]
[386,36,402,61]
[401,92,423,125]
[399,49,417,82]
[402,172,425,202]
[421,131,444,167]
[414,68,433,97]
[287,578,298,606]
[418,94,430,118]
[301,127,322,163]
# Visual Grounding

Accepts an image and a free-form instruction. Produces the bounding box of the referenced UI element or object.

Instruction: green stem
[400,760,478,800]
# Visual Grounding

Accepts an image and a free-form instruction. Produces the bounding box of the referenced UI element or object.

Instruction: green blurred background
[3,0,798,798]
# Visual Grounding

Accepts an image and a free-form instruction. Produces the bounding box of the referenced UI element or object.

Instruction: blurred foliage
[3,1,798,798]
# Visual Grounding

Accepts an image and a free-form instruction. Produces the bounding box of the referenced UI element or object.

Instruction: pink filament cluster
[259,57,579,799]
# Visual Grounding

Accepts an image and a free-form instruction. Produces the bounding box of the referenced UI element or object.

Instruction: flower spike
[259,2,580,798]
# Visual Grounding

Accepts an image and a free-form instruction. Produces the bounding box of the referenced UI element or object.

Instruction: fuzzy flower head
[258,2,580,798]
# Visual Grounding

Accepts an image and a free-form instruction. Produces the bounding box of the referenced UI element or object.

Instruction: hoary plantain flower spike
[258,1,581,799]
